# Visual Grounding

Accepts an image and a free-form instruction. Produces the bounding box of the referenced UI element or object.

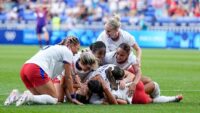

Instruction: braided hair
[58,36,80,46]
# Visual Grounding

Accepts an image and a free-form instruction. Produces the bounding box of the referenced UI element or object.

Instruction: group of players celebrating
[4,15,183,106]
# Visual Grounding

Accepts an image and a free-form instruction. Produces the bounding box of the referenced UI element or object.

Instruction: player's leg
[16,64,58,106]
[127,66,154,94]
[16,82,58,106]
[36,26,43,48]
[153,95,183,103]
[150,82,161,98]
[150,82,183,103]
[4,64,31,105]
[132,81,152,104]
[53,77,65,102]
[37,34,42,48]
[141,76,152,85]
[143,81,155,95]
[42,26,49,45]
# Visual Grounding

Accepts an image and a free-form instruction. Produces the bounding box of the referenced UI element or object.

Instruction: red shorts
[52,77,61,84]
[127,66,151,104]
[131,81,151,104]
[20,63,50,89]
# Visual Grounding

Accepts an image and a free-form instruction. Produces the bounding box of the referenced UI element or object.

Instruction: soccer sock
[46,40,49,45]
[150,82,160,98]
[38,40,42,48]
[153,96,176,103]
[30,94,58,104]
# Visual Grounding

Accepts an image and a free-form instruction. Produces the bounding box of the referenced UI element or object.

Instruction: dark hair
[87,80,104,98]
[111,66,124,80]
[118,43,131,54]
[58,36,79,46]
[89,41,106,53]
[105,67,118,90]
[76,94,88,104]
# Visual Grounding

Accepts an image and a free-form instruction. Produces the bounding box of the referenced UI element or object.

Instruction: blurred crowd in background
[0,0,200,25]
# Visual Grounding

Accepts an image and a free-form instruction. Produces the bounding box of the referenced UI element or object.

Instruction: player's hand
[128,83,136,97]
[71,99,84,105]
[119,80,126,90]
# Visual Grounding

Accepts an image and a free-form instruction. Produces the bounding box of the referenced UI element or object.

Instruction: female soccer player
[89,41,106,66]
[104,43,183,103]
[97,14,142,66]
[111,72,183,104]
[85,65,183,104]
[104,43,154,95]
[84,64,135,104]
[4,36,81,106]
[53,52,99,102]
[35,5,50,48]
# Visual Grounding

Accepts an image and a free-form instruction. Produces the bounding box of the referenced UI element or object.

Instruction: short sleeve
[96,31,105,42]
[128,52,137,65]
[125,31,136,47]
[62,47,73,64]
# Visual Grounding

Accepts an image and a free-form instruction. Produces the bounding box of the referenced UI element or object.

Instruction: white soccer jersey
[97,29,136,52]
[104,51,137,70]
[111,82,133,104]
[26,45,73,78]
[88,64,116,91]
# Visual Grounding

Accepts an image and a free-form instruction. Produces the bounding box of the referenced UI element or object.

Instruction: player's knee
[141,76,152,84]
[151,82,160,98]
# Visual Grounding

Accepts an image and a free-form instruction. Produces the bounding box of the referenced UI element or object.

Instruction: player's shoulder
[54,45,73,55]
[97,30,107,40]
[120,29,133,38]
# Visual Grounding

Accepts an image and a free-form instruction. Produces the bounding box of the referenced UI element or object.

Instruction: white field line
[161,90,200,92]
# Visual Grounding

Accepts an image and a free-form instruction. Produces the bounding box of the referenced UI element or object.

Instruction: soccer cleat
[4,89,20,106]
[175,95,183,102]
[16,91,32,106]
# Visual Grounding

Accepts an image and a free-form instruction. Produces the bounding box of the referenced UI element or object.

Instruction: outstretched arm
[132,43,142,67]
[62,63,82,105]
[131,64,141,85]
[93,75,118,104]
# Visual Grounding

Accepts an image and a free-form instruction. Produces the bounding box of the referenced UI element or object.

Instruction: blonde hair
[106,14,121,30]
[80,52,99,70]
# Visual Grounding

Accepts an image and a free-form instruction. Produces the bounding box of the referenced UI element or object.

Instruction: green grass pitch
[0,45,200,113]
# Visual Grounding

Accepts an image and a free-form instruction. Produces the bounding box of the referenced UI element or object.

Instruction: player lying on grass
[74,64,183,104]
[4,36,81,106]
[73,64,134,104]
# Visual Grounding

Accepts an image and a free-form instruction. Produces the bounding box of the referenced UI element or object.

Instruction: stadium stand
[0,0,199,49]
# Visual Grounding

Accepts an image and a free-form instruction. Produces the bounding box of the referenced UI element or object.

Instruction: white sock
[30,94,58,105]
[151,82,160,98]
[153,96,176,103]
